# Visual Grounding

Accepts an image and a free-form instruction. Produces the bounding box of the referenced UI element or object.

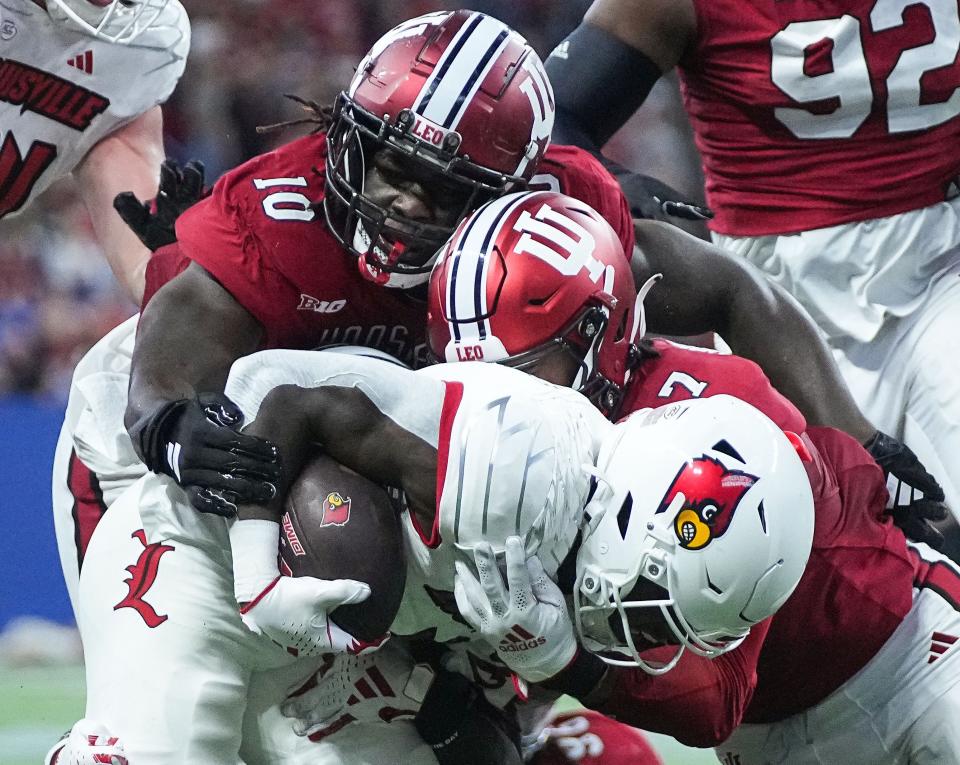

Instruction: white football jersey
[0,0,189,217]
[224,351,610,645]
[391,361,610,642]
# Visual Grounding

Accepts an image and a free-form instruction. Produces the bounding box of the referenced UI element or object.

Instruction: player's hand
[454,536,577,683]
[864,430,949,549]
[240,575,374,656]
[231,518,376,656]
[45,719,128,765]
[281,649,424,738]
[616,171,713,222]
[114,158,206,251]
[128,393,281,517]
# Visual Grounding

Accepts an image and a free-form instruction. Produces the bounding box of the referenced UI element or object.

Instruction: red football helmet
[324,10,555,289]
[46,0,171,44]
[427,190,642,414]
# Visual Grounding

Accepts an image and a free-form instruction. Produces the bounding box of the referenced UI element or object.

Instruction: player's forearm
[721,280,876,442]
[74,107,165,304]
[125,265,262,436]
[636,222,876,442]
[563,626,769,748]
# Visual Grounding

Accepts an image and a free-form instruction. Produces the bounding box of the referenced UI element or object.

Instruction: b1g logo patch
[655,456,757,550]
[319,491,351,527]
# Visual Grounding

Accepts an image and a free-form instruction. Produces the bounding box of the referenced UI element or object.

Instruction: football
[278,452,405,643]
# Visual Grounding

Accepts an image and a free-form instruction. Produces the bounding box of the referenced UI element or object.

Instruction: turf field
[0,662,717,765]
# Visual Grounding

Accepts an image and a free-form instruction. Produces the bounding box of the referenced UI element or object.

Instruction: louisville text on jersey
[0,57,109,131]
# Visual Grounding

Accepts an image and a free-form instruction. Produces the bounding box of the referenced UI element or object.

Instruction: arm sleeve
[596,619,770,747]
[223,349,445,446]
[545,24,663,150]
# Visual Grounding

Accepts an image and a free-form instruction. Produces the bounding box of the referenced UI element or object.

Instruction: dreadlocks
[256,94,334,136]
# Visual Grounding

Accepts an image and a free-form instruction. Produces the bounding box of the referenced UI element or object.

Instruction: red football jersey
[597,341,917,743]
[142,136,631,364]
[681,0,960,235]
[530,711,664,765]
[532,144,636,258]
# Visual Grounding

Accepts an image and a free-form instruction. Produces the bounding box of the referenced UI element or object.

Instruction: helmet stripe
[445,193,528,348]
[413,13,483,115]
[415,15,514,130]
[439,29,510,129]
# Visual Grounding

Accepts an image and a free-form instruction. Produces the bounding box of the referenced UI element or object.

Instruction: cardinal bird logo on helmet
[655,456,758,550]
[320,492,352,527]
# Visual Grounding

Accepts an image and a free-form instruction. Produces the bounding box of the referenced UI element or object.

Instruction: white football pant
[715,197,960,522]
[716,543,960,764]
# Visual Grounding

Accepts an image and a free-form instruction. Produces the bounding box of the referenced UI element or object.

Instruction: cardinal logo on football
[320,491,352,527]
[655,456,757,550]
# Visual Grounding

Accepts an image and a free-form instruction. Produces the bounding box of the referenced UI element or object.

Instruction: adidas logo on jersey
[928,631,958,664]
[498,624,546,653]
[67,51,94,75]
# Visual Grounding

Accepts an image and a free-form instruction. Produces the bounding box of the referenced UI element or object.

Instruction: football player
[52,10,603,762]
[2,0,190,303]
[51,9,578,613]
[431,191,960,763]
[545,0,960,556]
[72,347,607,763]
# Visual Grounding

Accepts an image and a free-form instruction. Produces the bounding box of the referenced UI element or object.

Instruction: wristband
[229,519,281,604]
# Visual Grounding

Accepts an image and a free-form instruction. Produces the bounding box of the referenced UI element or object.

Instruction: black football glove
[864,430,949,549]
[615,170,714,222]
[414,668,523,765]
[128,393,281,517]
[114,158,206,252]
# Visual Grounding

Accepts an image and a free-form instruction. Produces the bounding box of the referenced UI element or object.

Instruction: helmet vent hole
[711,439,744,462]
[705,568,724,595]
[617,493,633,539]
[614,309,630,342]
[528,289,559,307]
[757,500,768,534]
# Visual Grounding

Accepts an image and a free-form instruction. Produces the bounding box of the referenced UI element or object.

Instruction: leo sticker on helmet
[319,491,352,527]
[655,455,758,550]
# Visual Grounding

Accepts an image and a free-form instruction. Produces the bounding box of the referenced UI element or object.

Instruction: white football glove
[281,644,430,739]
[231,519,372,656]
[454,535,577,683]
[45,719,128,765]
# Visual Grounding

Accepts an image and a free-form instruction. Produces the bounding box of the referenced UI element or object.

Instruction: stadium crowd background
[0,0,704,402]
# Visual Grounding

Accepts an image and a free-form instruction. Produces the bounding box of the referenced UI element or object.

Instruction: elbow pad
[545,23,663,149]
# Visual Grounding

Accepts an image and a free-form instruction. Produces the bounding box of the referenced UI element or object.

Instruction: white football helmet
[430,363,610,577]
[46,0,170,44]
[574,395,815,674]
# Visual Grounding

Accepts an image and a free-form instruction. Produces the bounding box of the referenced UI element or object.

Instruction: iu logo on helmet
[320,491,352,527]
[113,529,174,628]
[655,456,758,550]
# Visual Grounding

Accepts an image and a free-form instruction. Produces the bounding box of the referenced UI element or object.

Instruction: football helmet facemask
[46,0,171,44]
[324,10,555,289]
[574,395,815,674]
